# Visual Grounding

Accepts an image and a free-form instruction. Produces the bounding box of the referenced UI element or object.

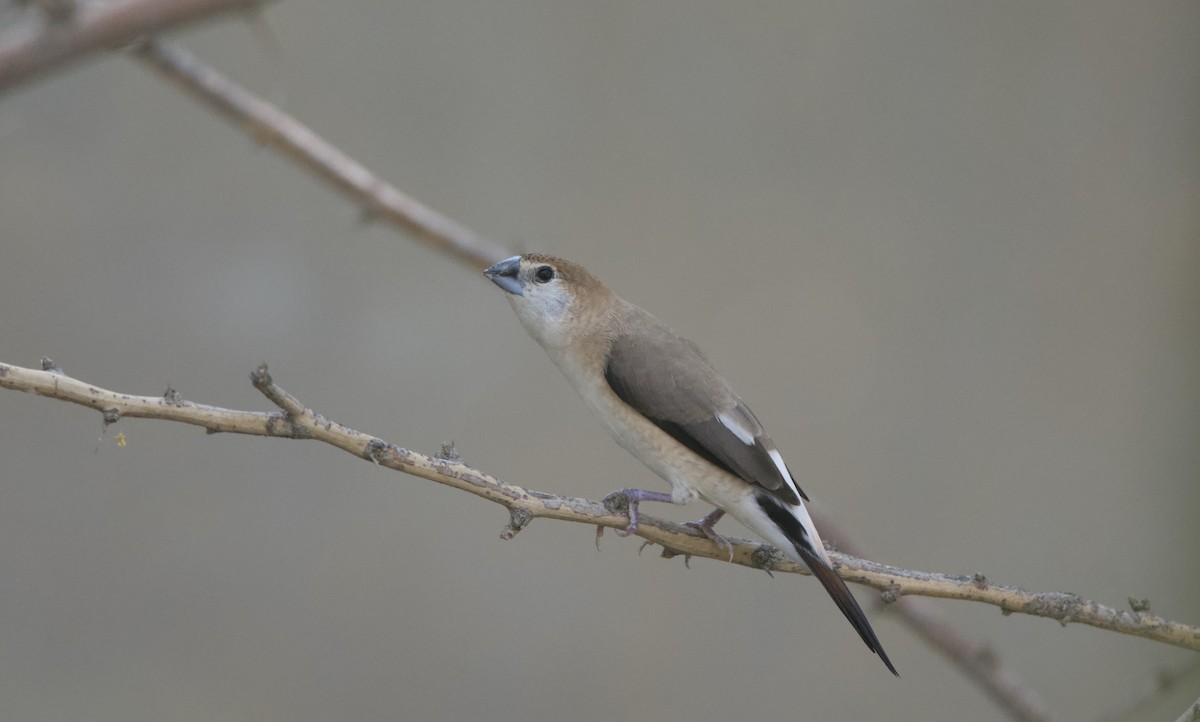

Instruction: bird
[484,253,897,676]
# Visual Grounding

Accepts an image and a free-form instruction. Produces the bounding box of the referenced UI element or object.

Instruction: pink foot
[685,508,735,561]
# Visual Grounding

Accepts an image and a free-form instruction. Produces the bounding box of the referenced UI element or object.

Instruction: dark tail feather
[756,493,898,676]
[796,543,899,677]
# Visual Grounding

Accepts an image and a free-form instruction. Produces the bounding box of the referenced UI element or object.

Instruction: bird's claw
[684,508,734,562]
[601,488,673,539]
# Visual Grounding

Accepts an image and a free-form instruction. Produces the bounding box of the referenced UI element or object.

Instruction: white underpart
[701,470,832,568]
[507,277,830,567]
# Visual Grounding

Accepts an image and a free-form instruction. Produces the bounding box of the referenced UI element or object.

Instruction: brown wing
[603,317,807,504]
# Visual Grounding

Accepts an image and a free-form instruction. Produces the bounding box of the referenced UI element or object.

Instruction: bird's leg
[599,488,675,538]
[684,508,735,562]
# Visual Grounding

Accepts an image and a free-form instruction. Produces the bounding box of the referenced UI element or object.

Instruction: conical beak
[483,256,524,296]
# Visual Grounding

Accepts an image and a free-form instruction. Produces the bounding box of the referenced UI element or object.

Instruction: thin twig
[0,0,262,93]
[1098,656,1200,722]
[0,18,1149,718]
[130,39,511,269]
[1176,698,1200,722]
[820,515,1053,722]
[122,41,1062,720]
[4,359,1198,659]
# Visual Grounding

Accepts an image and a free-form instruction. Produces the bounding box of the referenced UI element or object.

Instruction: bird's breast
[548,350,726,505]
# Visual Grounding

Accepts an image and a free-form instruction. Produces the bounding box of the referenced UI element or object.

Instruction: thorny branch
[124,34,1067,722]
[4,6,1195,720]
[4,359,1198,659]
[0,0,264,93]
[131,39,510,269]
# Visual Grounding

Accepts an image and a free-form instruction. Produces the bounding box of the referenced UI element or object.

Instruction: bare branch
[0,0,262,94]
[1176,698,1200,722]
[4,359,1198,658]
[819,518,1053,722]
[891,596,1053,721]
[1099,656,1200,722]
[130,39,512,269]
[4,23,1173,719]
[122,39,1062,719]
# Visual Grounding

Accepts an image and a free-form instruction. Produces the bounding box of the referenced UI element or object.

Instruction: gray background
[2,2,1198,720]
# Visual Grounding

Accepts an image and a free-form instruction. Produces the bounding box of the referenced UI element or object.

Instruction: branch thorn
[364,438,388,464]
[500,507,532,540]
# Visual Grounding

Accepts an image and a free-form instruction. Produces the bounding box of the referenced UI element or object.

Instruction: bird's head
[483,254,611,349]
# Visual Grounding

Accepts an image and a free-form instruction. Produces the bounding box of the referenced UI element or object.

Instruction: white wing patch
[768,448,805,506]
[717,411,757,445]
[719,408,806,505]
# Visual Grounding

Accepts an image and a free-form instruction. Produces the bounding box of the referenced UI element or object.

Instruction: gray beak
[484,256,524,296]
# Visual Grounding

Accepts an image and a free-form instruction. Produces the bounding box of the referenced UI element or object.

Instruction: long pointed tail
[754,492,899,676]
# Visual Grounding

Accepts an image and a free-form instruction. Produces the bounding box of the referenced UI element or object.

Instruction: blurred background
[1,2,1198,720]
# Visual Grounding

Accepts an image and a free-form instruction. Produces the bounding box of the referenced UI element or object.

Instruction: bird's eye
[534,266,555,283]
